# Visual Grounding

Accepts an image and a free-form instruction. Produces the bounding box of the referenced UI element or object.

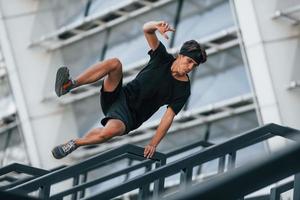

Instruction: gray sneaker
[52,140,78,159]
[55,67,76,97]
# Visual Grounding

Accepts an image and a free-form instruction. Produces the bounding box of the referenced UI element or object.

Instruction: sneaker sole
[55,67,69,97]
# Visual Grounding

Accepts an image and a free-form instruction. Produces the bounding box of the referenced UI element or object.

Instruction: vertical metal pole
[228,152,236,170]
[79,172,88,198]
[84,0,93,17]
[153,161,165,198]
[218,156,226,174]
[170,0,184,48]
[270,187,281,200]
[124,159,133,182]
[180,166,193,190]
[71,175,80,200]
[293,173,300,200]
[197,124,211,176]
[38,185,50,200]
[138,164,151,200]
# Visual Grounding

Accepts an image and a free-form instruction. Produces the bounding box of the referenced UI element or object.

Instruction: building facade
[0,0,298,171]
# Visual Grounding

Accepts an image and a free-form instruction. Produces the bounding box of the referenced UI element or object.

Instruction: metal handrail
[8,144,166,199]
[3,139,213,199]
[5,123,299,200]
[0,190,38,200]
[0,163,49,177]
[83,123,300,200]
[0,163,49,190]
[0,164,66,191]
[48,140,213,199]
[166,140,300,200]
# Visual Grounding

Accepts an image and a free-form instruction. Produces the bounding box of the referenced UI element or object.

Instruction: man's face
[177,55,198,76]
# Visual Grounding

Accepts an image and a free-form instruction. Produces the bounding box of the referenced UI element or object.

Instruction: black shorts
[100,80,134,134]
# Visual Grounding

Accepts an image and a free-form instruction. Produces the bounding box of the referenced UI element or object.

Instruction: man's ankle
[73,139,80,147]
[71,79,77,87]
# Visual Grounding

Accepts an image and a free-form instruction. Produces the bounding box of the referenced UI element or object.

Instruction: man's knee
[108,58,122,72]
[98,127,123,141]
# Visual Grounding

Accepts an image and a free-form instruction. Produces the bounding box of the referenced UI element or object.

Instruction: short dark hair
[179,40,207,65]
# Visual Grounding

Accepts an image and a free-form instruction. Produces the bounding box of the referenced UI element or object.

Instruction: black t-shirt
[123,42,191,129]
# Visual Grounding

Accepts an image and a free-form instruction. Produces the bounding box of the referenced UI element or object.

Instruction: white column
[233,0,285,151]
[0,9,40,167]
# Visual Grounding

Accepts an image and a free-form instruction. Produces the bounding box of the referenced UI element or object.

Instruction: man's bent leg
[55,58,123,97]
[75,119,126,146]
[52,119,126,159]
[75,58,123,90]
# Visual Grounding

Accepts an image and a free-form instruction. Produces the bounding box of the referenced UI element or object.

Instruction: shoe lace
[62,140,75,153]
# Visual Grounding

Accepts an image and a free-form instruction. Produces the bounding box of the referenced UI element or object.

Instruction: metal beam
[166,142,300,200]
[29,0,177,51]
[272,4,300,25]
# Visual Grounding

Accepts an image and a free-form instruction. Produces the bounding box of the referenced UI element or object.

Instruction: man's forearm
[149,115,173,147]
[144,108,176,158]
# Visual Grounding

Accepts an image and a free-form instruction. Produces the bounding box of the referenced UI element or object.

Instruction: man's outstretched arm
[144,107,176,158]
[143,21,175,51]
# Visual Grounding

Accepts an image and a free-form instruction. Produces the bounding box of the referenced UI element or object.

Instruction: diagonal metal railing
[79,123,300,200]
[166,136,300,200]
[4,123,299,200]
[0,189,38,200]
[4,139,213,200]
[0,163,67,191]
[7,144,167,200]
[0,163,49,190]
[45,140,213,200]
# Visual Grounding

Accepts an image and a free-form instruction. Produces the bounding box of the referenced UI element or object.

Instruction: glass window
[88,0,131,16]
[174,0,234,47]
[187,46,251,109]
[104,1,178,67]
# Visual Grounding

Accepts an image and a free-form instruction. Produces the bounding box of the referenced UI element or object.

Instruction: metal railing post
[270,180,294,200]
[79,172,87,198]
[228,152,236,170]
[293,173,300,199]
[153,160,166,198]
[180,166,193,190]
[270,187,281,200]
[38,185,50,200]
[218,156,226,174]
[138,164,152,200]
[71,175,80,200]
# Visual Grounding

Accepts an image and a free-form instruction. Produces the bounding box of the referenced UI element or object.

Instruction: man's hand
[155,21,175,40]
[144,144,156,159]
[143,20,175,50]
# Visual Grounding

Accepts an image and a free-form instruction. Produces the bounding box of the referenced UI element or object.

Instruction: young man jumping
[52,21,207,159]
